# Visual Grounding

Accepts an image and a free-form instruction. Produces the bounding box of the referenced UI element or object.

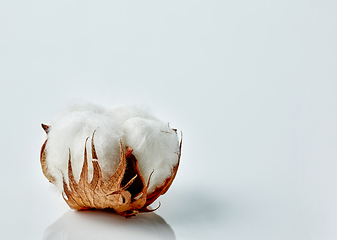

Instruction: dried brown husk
[40,124,182,217]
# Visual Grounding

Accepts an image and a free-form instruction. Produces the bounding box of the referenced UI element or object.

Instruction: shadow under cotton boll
[43,210,176,240]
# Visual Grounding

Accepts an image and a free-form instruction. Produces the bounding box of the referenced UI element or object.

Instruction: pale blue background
[1,0,337,239]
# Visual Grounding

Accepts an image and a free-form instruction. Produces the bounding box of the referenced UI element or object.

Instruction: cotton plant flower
[40,103,182,217]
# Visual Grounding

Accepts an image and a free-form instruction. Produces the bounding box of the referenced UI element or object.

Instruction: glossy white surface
[43,210,175,240]
[1,0,337,239]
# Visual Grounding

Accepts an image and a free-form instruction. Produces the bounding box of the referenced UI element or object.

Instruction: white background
[1,0,337,239]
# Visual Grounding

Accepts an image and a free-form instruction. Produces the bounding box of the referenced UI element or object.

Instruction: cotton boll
[45,104,123,191]
[41,103,182,216]
[122,117,180,193]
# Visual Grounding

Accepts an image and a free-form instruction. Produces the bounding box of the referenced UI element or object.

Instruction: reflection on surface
[43,210,175,240]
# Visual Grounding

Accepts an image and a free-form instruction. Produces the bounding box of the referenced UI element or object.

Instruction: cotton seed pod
[40,104,182,217]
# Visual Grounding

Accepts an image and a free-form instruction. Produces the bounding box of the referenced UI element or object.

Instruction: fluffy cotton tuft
[122,117,179,192]
[44,103,180,193]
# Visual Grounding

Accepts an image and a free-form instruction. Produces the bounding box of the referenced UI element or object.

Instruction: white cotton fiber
[122,117,179,192]
[44,103,180,194]
[108,105,158,124]
[45,104,123,191]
